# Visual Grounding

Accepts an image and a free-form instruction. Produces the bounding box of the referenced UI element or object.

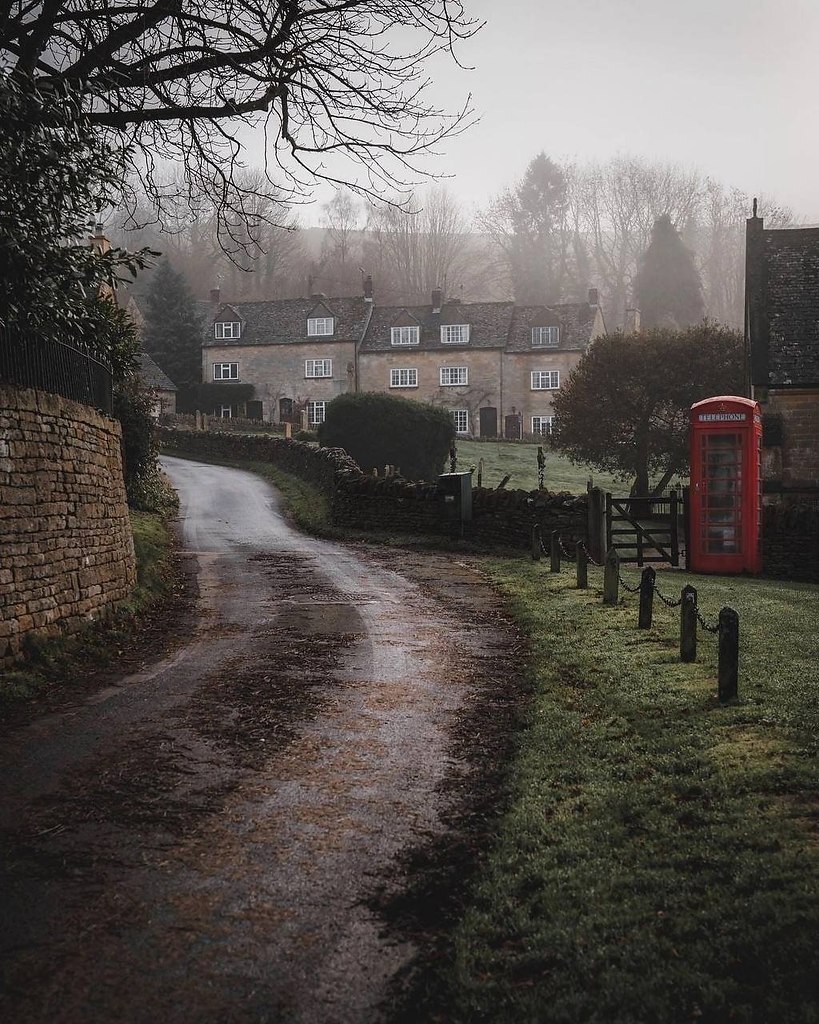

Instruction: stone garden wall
[1,385,136,665]
[157,427,588,549]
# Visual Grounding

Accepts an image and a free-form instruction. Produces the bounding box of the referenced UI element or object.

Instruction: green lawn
[447,439,629,494]
[426,560,819,1023]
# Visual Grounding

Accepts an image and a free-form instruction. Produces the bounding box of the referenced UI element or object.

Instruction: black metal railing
[0,327,112,414]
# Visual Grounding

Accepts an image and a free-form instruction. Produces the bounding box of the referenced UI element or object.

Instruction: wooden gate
[606,492,682,567]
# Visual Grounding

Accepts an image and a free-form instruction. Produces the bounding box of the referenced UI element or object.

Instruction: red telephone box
[688,396,762,574]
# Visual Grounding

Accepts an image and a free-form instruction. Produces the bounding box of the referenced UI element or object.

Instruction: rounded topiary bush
[317,392,455,482]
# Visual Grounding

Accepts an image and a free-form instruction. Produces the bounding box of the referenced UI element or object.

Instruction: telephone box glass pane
[700,433,742,554]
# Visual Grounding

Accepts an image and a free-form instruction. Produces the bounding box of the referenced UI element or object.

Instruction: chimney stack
[431,287,443,313]
[587,287,599,307]
[624,307,641,334]
[363,274,373,302]
[210,287,220,304]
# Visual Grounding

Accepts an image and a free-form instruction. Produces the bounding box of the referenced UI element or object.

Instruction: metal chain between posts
[654,581,684,608]
[692,599,720,634]
[559,535,575,560]
[578,541,603,567]
[616,567,643,594]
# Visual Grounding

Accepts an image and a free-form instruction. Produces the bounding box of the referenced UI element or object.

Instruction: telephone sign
[688,396,762,574]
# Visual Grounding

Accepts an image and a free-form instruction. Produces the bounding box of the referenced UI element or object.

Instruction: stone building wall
[761,389,819,494]
[0,385,136,665]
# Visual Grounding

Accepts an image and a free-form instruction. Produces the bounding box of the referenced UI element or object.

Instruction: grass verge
[0,504,181,715]
[418,561,819,1023]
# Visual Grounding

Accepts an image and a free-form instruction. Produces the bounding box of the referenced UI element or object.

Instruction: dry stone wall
[1,385,136,665]
[158,427,588,549]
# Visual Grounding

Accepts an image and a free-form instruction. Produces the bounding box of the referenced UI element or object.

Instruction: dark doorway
[246,400,263,420]
[504,413,522,440]
[479,406,498,438]
[279,397,294,423]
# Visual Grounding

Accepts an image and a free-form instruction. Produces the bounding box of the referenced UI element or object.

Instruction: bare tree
[365,186,478,303]
[2,1,479,233]
[573,156,704,326]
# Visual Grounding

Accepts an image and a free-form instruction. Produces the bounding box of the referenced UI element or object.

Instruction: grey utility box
[438,472,473,524]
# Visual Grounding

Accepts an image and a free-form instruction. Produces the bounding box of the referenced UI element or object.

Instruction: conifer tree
[633,214,705,328]
[141,258,204,388]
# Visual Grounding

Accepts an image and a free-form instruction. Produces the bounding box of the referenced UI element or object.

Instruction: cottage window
[532,416,554,436]
[532,326,559,347]
[305,358,333,378]
[307,400,326,425]
[390,368,418,388]
[452,409,469,434]
[440,366,468,386]
[391,325,420,346]
[441,324,470,344]
[531,370,560,390]
[307,317,334,336]
[213,362,239,380]
[214,321,241,339]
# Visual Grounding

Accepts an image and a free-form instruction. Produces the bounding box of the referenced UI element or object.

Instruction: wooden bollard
[576,542,588,589]
[718,606,739,703]
[680,584,697,662]
[603,548,619,605]
[550,531,561,573]
[638,566,656,629]
[531,524,542,561]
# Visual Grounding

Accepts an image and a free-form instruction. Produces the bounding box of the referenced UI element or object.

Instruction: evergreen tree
[481,153,579,305]
[141,258,204,387]
[633,214,705,328]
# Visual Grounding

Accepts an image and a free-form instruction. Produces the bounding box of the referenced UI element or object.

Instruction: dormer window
[391,326,420,346]
[307,317,334,336]
[441,324,470,344]
[532,326,559,347]
[214,321,241,340]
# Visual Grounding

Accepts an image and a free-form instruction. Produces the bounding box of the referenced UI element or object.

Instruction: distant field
[445,439,625,494]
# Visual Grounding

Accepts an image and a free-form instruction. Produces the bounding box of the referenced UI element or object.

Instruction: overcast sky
[298,0,818,223]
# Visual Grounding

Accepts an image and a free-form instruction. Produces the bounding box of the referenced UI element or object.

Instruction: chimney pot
[363,274,373,302]
[588,287,599,307]
[210,287,220,304]
[431,287,443,312]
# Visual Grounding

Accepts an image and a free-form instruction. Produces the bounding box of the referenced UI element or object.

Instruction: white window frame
[213,362,239,381]
[305,358,333,378]
[391,325,420,346]
[452,409,469,434]
[390,368,418,388]
[439,366,468,386]
[441,324,470,345]
[307,400,326,425]
[532,326,559,347]
[532,416,554,436]
[214,321,241,340]
[307,316,334,336]
[219,405,233,418]
[531,370,560,390]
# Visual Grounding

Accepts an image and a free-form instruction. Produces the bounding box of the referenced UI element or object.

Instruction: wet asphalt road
[0,457,503,1023]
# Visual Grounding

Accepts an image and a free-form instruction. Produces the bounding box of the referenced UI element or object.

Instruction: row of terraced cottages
[201,281,606,439]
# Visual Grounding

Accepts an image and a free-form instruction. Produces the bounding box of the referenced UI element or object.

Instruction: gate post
[670,490,680,567]
[680,585,698,662]
[587,487,607,564]
[531,523,541,561]
[603,548,620,605]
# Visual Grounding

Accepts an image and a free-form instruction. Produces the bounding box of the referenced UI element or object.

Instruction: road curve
[0,457,509,1023]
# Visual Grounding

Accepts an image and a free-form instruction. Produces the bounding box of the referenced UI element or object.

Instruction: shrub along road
[0,457,525,1023]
